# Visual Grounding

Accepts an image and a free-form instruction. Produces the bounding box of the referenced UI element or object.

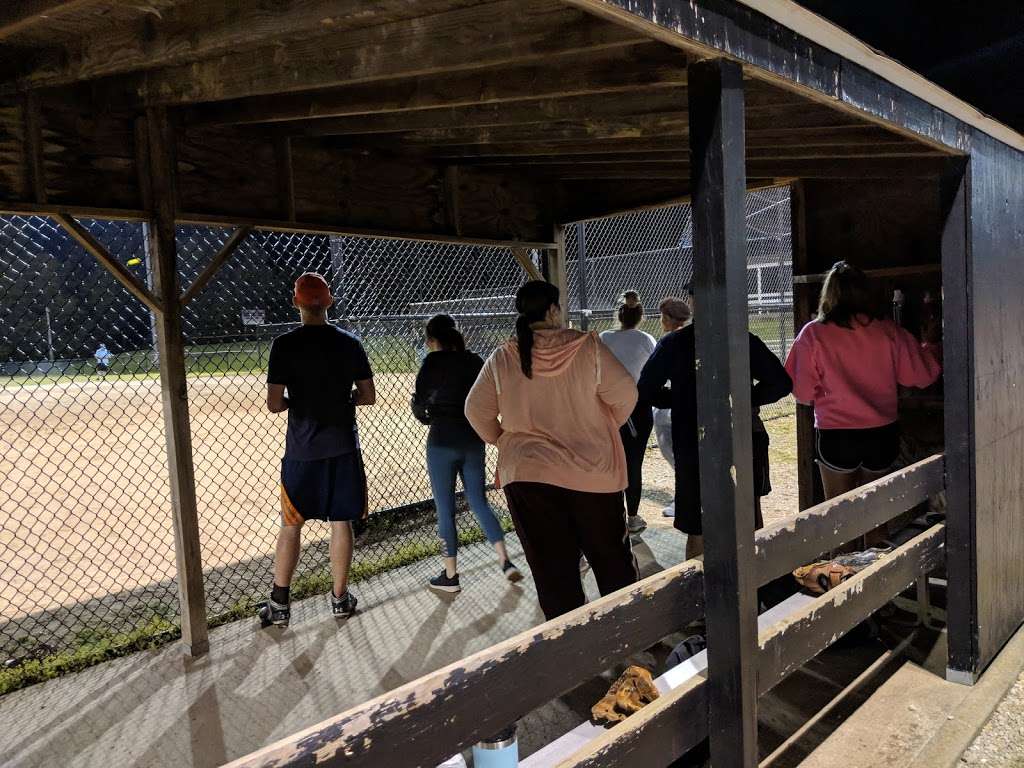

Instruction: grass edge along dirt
[0,520,511,696]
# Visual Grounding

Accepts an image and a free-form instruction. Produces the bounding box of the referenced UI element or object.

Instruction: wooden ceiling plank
[184,42,688,126]
[119,1,649,106]
[8,0,483,91]
[277,90,689,137]
[521,156,946,179]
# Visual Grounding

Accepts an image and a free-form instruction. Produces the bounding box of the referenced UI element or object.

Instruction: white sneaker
[662,503,676,518]
[627,515,647,535]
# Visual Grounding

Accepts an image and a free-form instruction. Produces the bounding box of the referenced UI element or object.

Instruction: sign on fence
[240,309,265,326]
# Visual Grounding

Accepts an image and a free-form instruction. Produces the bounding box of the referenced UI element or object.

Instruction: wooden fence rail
[226,456,945,768]
[225,561,704,768]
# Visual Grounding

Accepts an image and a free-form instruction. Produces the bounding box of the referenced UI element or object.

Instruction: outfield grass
[1,336,424,389]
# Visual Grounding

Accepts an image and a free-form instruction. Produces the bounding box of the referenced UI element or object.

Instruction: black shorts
[816,423,900,474]
[673,430,771,536]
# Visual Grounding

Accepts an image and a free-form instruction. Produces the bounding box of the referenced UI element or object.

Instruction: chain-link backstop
[0,184,792,683]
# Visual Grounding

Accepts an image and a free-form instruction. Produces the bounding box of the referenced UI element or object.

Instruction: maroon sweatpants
[504,481,639,620]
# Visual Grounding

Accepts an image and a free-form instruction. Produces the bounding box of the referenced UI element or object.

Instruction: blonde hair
[817,261,879,328]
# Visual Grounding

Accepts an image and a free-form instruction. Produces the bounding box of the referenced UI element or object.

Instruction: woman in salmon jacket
[465,280,639,620]
[784,261,941,543]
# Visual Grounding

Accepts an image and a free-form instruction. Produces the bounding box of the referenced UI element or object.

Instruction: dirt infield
[0,370,797,651]
[0,371,440,635]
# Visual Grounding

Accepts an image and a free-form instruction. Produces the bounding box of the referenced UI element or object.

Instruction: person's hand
[921,313,942,345]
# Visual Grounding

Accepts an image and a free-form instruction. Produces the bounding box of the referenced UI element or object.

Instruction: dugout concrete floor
[0,526,688,768]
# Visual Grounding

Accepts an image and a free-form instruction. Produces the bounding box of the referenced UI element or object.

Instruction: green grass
[0,515,514,696]
[0,612,180,696]
[1,336,422,389]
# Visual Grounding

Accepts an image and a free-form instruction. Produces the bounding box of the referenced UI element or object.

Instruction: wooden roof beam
[184,41,688,127]
[4,0,484,92]
[98,0,650,107]
[265,86,822,138]
[276,89,689,137]
[517,156,947,179]
[0,0,94,41]
[377,110,879,146]
[422,127,917,158]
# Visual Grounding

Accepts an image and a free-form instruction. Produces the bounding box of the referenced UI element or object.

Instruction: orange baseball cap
[293,272,333,310]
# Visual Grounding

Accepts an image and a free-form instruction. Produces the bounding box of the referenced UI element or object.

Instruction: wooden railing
[225,454,945,768]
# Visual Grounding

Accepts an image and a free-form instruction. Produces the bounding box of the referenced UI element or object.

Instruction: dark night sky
[796,1,1024,133]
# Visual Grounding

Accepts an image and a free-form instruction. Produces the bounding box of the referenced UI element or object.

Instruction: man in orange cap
[259,272,376,628]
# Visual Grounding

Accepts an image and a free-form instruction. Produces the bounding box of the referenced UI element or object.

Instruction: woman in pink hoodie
[785,262,941,542]
[465,281,639,620]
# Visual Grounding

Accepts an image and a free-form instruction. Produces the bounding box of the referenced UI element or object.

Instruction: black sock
[271,584,290,605]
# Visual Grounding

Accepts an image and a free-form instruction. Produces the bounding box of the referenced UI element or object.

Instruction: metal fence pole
[577,220,591,331]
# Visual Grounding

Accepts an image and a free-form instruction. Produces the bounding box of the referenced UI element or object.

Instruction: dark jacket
[637,324,792,479]
[412,350,485,444]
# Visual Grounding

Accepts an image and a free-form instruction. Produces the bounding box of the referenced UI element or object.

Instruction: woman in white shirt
[599,291,657,534]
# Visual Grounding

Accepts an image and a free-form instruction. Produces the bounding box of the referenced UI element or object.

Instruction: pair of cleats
[257,590,358,628]
[429,559,523,593]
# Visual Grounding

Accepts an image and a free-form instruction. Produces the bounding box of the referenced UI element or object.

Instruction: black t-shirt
[267,324,373,461]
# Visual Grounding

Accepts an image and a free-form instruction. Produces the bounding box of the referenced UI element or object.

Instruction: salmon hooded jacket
[465,328,638,494]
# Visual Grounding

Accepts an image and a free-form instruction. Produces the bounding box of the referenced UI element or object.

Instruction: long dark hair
[817,261,880,329]
[425,314,466,352]
[515,280,560,378]
[617,290,643,329]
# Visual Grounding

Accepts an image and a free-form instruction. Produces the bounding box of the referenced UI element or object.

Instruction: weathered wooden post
[689,56,758,767]
[940,156,975,683]
[549,225,571,327]
[144,106,210,656]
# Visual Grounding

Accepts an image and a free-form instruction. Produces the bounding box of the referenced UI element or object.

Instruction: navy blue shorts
[279,452,367,524]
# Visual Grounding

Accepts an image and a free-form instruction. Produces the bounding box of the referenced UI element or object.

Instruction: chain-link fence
[563,185,794,421]
[0,216,532,671]
[0,184,793,681]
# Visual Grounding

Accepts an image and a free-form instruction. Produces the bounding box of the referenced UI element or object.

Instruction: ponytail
[514,280,561,379]
[425,314,466,352]
[515,314,535,378]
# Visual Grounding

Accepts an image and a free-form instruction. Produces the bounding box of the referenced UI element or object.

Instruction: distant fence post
[576,220,591,330]
[144,106,210,657]
[550,226,570,327]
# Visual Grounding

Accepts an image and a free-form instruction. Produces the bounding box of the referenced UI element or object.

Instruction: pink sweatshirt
[465,328,638,493]
[785,318,942,430]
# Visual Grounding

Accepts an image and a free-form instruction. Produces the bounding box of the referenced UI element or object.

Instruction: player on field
[258,273,376,628]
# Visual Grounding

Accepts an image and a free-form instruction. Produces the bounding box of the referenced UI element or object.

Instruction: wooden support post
[54,212,163,314]
[512,247,543,282]
[22,92,46,203]
[179,225,252,306]
[789,180,821,510]
[275,136,296,222]
[144,106,209,657]
[940,156,976,683]
[550,226,570,327]
[443,165,462,237]
[688,57,757,768]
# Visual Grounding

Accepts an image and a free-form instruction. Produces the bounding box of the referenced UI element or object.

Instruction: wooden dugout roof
[0,0,993,245]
